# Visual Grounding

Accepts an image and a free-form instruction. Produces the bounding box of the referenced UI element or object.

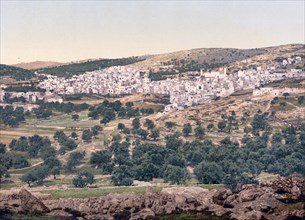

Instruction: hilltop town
[35,56,304,112]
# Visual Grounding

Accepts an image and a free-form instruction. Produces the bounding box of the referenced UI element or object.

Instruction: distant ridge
[12,61,64,70]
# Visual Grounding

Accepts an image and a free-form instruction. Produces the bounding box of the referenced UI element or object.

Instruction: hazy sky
[1,1,304,64]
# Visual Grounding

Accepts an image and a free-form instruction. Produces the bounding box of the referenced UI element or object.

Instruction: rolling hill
[128,44,305,74]
[0,64,35,81]
[12,61,64,70]
[37,56,145,78]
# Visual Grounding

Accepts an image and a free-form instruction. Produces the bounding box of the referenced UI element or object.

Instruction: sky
[0,0,304,65]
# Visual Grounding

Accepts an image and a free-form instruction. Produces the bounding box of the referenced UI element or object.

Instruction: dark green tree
[165,121,176,130]
[71,114,79,121]
[111,165,134,186]
[218,121,226,132]
[194,161,224,184]
[90,149,114,174]
[66,151,85,170]
[163,165,189,184]
[92,125,102,136]
[195,125,205,139]
[144,119,155,130]
[117,123,125,130]
[132,118,141,130]
[82,129,93,142]
[150,129,160,141]
[182,123,192,137]
[207,123,214,131]
[72,170,95,188]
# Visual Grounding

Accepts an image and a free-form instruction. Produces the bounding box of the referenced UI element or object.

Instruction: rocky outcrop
[18,188,50,214]
[0,188,49,214]
[1,175,305,219]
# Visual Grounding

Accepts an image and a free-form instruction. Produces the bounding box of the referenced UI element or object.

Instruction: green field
[38,186,162,199]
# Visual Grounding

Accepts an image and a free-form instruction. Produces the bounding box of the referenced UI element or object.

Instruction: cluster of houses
[282,56,302,66]
[0,86,63,111]
[37,61,305,111]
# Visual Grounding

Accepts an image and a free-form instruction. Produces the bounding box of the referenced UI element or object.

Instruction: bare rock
[130,208,155,220]
[46,209,73,218]
[212,189,232,205]
[18,188,49,214]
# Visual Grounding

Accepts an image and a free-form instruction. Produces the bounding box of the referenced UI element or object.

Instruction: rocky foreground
[0,175,304,220]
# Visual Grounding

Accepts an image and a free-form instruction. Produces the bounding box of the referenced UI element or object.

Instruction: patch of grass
[0,182,19,190]
[61,165,105,175]
[8,165,39,175]
[271,102,296,111]
[197,184,224,191]
[43,178,72,187]
[40,186,162,199]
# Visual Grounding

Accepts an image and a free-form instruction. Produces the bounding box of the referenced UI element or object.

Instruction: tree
[21,166,49,186]
[163,165,189,184]
[71,131,78,139]
[126,102,134,108]
[34,107,52,119]
[50,166,60,179]
[88,110,99,119]
[66,151,85,170]
[132,118,141,130]
[165,121,176,130]
[111,165,134,186]
[90,149,114,174]
[40,146,56,160]
[150,129,160,141]
[82,129,93,142]
[297,96,304,105]
[20,170,36,187]
[251,114,268,131]
[12,154,30,169]
[283,92,290,99]
[194,161,224,184]
[71,114,79,121]
[117,123,125,130]
[113,100,122,111]
[182,123,192,137]
[195,125,205,139]
[207,123,214,132]
[0,143,6,154]
[123,127,130,134]
[0,164,8,182]
[165,133,183,151]
[72,170,95,188]
[44,156,61,170]
[218,121,226,132]
[92,125,102,136]
[223,173,257,193]
[54,130,67,143]
[144,119,155,130]
[138,129,149,140]
[100,109,116,124]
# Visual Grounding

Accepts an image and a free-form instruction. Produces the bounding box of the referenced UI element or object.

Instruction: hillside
[128,44,305,75]
[0,64,35,81]
[12,61,64,70]
[37,56,145,78]
[226,44,305,73]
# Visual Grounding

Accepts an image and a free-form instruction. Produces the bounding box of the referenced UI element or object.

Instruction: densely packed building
[37,60,305,111]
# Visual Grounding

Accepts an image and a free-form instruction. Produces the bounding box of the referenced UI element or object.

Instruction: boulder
[18,188,49,214]
[130,208,155,220]
[46,209,73,218]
